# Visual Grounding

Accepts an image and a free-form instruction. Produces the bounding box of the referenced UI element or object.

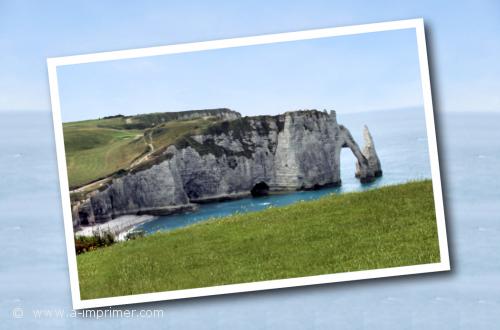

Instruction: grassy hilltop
[77,180,440,299]
[63,109,236,189]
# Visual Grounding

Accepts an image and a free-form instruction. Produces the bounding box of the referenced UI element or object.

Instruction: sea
[1,108,499,329]
[138,107,432,234]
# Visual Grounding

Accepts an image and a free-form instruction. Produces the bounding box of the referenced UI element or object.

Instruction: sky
[57,28,422,122]
[0,0,499,115]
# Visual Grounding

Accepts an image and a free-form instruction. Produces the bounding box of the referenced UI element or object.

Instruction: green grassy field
[63,125,146,188]
[76,180,440,300]
[148,118,216,150]
[63,114,217,189]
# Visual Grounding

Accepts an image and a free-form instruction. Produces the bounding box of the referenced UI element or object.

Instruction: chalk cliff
[72,110,382,227]
[356,125,383,179]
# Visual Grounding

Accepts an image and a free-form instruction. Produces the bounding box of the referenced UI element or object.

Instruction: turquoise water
[138,107,431,234]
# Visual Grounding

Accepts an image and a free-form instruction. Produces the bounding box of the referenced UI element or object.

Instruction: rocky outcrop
[355,125,383,182]
[156,108,241,122]
[73,110,382,227]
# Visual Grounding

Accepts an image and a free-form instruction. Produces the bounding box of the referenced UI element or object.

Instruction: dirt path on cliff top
[71,131,156,194]
[129,130,155,168]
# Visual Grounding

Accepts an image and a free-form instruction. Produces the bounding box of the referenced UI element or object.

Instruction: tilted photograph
[48,20,449,308]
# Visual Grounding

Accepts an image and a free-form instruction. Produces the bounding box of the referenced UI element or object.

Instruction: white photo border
[47,18,450,310]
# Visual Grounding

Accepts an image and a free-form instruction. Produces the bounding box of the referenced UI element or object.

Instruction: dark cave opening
[78,211,89,225]
[250,181,270,197]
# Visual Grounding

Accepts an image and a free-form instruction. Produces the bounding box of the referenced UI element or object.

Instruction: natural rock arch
[337,124,382,183]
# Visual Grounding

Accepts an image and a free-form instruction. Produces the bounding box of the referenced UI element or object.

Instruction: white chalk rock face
[73,110,382,227]
[355,125,383,180]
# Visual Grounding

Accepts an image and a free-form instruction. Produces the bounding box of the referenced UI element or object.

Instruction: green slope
[63,125,146,188]
[63,111,224,189]
[76,180,440,300]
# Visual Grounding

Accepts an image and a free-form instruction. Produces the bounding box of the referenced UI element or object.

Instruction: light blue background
[1,1,499,329]
[56,28,423,122]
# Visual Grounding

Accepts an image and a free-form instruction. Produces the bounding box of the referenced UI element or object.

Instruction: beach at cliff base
[75,214,156,240]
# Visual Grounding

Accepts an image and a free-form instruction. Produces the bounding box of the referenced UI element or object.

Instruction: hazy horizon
[59,105,424,123]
